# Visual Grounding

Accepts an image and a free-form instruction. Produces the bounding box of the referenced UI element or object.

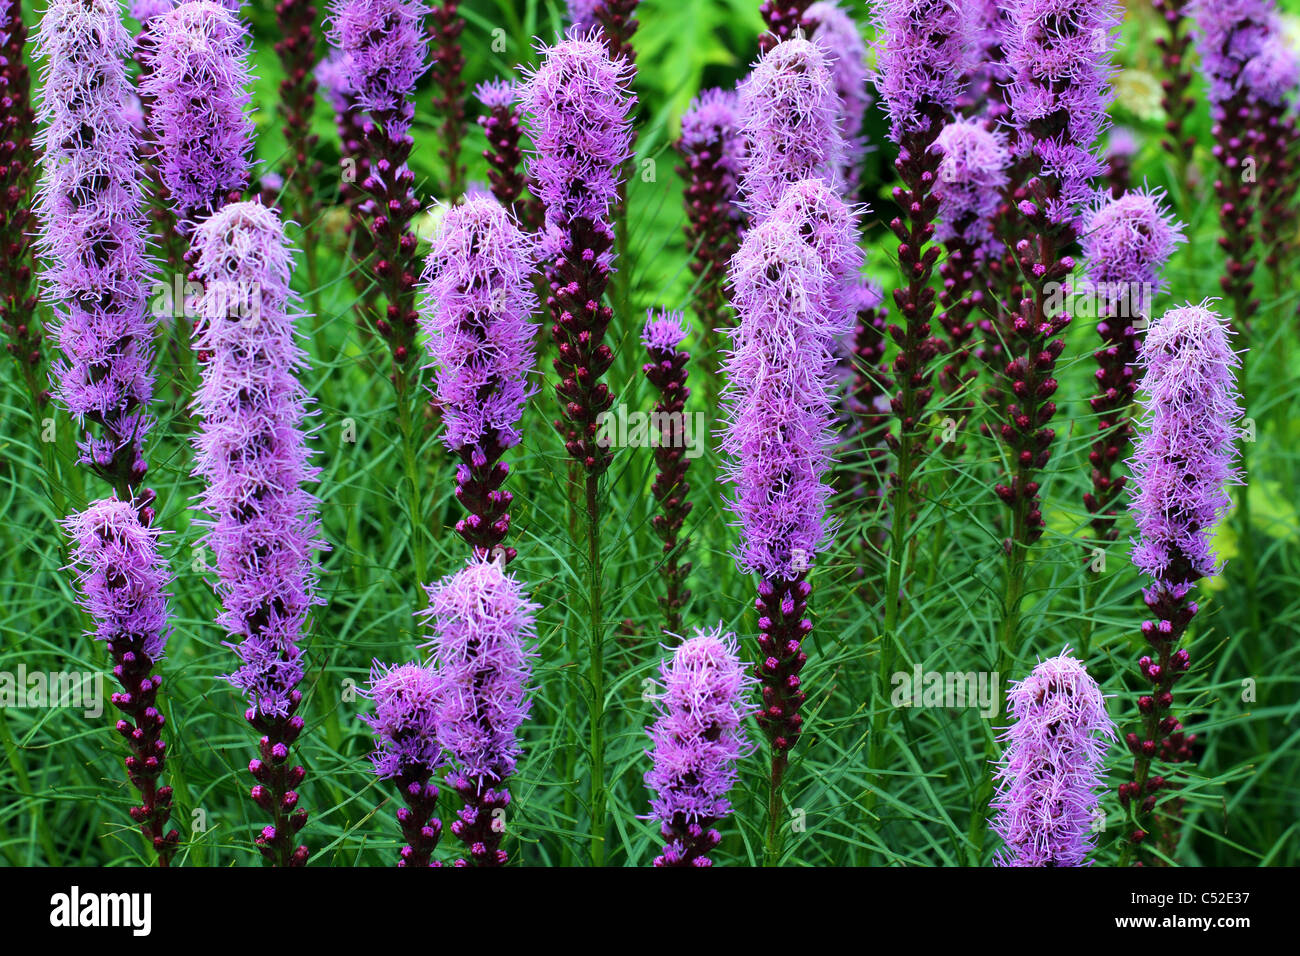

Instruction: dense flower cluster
[476,80,538,226]
[871,0,967,141]
[933,119,1009,259]
[644,627,755,866]
[805,1,870,188]
[993,652,1115,867]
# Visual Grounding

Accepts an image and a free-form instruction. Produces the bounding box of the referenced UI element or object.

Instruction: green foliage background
[1,0,1297,866]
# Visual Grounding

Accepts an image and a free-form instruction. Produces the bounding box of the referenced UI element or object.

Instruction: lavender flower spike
[738,36,843,219]
[421,196,538,562]
[933,119,1009,261]
[34,0,157,495]
[804,1,870,188]
[992,651,1115,866]
[67,498,179,865]
[140,0,255,229]
[644,626,756,867]
[423,555,538,867]
[871,0,967,142]
[365,661,445,866]
[191,200,325,867]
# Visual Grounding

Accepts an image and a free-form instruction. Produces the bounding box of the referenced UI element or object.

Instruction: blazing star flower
[328,0,429,134]
[66,497,179,864]
[644,626,756,867]
[476,80,536,223]
[1241,31,1300,105]
[870,0,968,141]
[738,36,843,218]
[34,0,157,491]
[1190,0,1282,106]
[423,555,538,866]
[932,118,1010,259]
[421,196,538,560]
[769,177,863,328]
[140,0,255,228]
[805,1,871,185]
[993,651,1115,867]
[191,200,323,867]
[1129,303,1242,585]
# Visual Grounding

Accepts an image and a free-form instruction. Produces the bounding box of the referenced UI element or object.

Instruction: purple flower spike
[993,651,1115,867]
[738,36,843,218]
[644,626,756,867]
[34,0,158,495]
[871,0,968,141]
[476,80,540,227]
[1080,188,1185,542]
[933,119,1010,260]
[1118,303,1240,861]
[1191,0,1280,106]
[520,30,635,474]
[191,200,324,867]
[805,1,871,188]
[421,196,538,562]
[67,497,179,866]
[140,0,255,229]
[365,661,445,866]
[423,555,538,867]
[329,0,429,135]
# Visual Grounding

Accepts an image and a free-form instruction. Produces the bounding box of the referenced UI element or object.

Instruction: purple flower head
[722,216,845,579]
[680,86,746,193]
[421,196,538,457]
[422,555,537,786]
[1190,0,1283,106]
[1107,126,1140,159]
[1129,303,1242,585]
[130,0,177,21]
[140,1,255,228]
[35,0,157,479]
[519,28,635,233]
[1081,188,1185,319]
[993,650,1115,867]
[327,0,429,133]
[1241,31,1300,106]
[932,118,1010,257]
[805,1,871,177]
[645,625,756,866]
[314,47,353,115]
[641,307,688,353]
[190,201,325,718]
[66,498,171,664]
[871,0,969,141]
[1003,0,1121,227]
[474,78,518,110]
[769,177,863,325]
[738,36,843,217]
[364,661,443,779]
[567,0,601,30]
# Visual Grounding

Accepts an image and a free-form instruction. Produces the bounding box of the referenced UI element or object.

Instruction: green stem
[584,472,606,866]
[395,372,428,615]
[763,751,787,866]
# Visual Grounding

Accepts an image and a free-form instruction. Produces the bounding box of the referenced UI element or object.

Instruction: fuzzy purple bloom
[328,0,429,136]
[992,651,1115,867]
[140,1,255,228]
[314,47,352,115]
[805,1,870,184]
[932,118,1010,259]
[34,0,157,491]
[365,661,443,781]
[870,0,968,141]
[1082,188,1185,319]
[567,0,600,30]
[680,86,746,198]
[423,555,537,867]
[1241,31,1300,106]
[737,36,843,218]
[644,626,755,867]
[1129,303,1242,585]
[642,307,689,353]
[1190,0,1285,106]
[1002,0,1120,227]
[129,0,177,21]
[769,177,863,328]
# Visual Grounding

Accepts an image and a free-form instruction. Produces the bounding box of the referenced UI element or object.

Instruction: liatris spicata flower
[1153,0,1198,171]
[34,0,158,496]
[1,0,42,410]
[932,119,1009,441]
[961,0,1011,122]
[191,201,325,867]
[520,31,635,476]
[644,626,755,867]
[139,1,255,230]
[759,0,812,52]
[1244,33,1300,277]
[738,36,842,220]
[476,80,540,228]
[722,212,852,861]
[1080,188,1184,543]
[677,86,744,392]
[423,555,538,867]
[1120,302,1241,861]
[992,651,1115,866]
[428,2,467,197]
[328,0,429,374]
[273,0,322,233]
[805,1,870,190]
[421,196,538,563]
[641,308,693,637]
[66,498,179,866]
[365,661,445,866]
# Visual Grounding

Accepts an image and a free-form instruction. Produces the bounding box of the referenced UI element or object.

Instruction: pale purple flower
[1082,188,1184,319]
[738,36,843,217]
[805,1,871,183]
[327,0,429,135]
[1241,31,1300,106]
[769,177,863,327]
[1129,303,1242,585]
[992,651,1115,867]
[1190,0,1284,106]
[680,86,746,198]
[365,661,443,781]
[870,0,968,141]
[34,0,157,487]
[932,118,1010,258]
[642,307,689,353]
[140,0,255,228]
[130,0,178,20]
[644,626,756,867]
